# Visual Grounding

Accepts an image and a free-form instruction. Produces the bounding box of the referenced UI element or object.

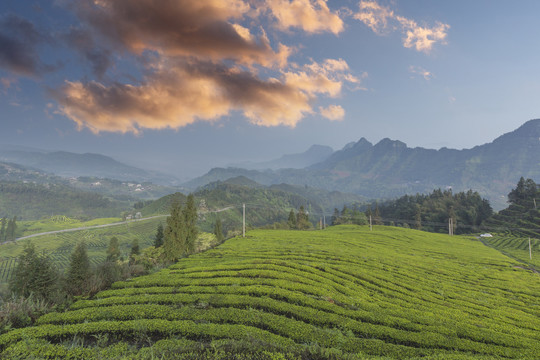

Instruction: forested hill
[484,177,540,237]
[184,119,540,210]
[0,182,130,220]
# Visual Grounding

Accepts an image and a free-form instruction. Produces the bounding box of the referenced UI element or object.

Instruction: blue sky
[1,0,539,179]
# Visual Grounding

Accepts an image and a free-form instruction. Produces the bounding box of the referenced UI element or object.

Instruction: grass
[1,225,538,359]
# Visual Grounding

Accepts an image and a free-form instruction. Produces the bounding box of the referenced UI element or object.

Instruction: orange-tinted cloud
[355,1,449,53]
[319,105,345,121]
[55,0,357,133]
[55,58,357,133]
[72,0,288,68]
[264,0,344,34]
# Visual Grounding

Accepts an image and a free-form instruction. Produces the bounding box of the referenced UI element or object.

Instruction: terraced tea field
[1,225,539,359]
[480,234,540,270]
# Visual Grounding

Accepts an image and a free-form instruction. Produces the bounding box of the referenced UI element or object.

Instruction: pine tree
[5,216,17,242]
[106,237,120,262]
[214,217,224,243]
[164,199,186,261]
[296,206,310,230]
[331,208,340,226]
[9,242,59,301]
[65,241,91,296]
[0,217,6,242]
[415,204,422,230]
[183,194,198,255]
[154,223,164,248]
[287,209,297,229]
[130,239,140,257]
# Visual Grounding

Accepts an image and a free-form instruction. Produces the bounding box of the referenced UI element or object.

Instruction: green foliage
[154,222,164,248]
[214,217,224,243]
[2,227,539,358]
[296,206,310,230]
[183,194,199,254]
[0,181,129,220]
[0,294,51,334]
[106,237,120,262]
[164,199,187,261]
[164,194,199,261]
[65,242,91,296]
[287,210,296,229]
[8,243,60,303]
[371,189,493,234]
[130,239,140,257]
[486,178,540,237]
[332,206,367,226]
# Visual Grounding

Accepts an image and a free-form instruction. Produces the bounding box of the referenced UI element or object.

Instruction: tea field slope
[1,226,539,359]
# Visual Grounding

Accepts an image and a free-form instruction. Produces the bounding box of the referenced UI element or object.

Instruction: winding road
[13,215,169,242]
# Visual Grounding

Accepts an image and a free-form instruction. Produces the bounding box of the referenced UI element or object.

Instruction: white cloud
[355,1,449,53]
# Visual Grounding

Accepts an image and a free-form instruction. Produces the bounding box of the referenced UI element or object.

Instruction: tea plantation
[1,226,538,359]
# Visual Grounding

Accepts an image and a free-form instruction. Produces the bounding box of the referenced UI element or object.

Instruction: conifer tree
[331,208,341,226]
[296,206,310,230]
[164,200,186,261]
[106,237,120,262]
[287,209,297,229]
[9,242,59,301]
[130,239,140,256]
[154,223,164,248]
[183,194,198,255]
[214,217,224,243]
[65,241,91,296]
[0,217,6,241]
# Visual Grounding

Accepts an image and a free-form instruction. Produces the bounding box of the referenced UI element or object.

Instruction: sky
[1,0,540,180]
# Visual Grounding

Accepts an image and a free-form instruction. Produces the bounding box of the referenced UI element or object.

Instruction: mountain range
[0,145,179,186]
[184,119,540,210]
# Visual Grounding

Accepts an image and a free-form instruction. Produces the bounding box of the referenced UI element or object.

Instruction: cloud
[354,0,394,34]
[319,105,345,121]
[409,65,432,80]
[263,0,344,34]
[70,0,289,68]
[52,0,360,133]
[64,28,112,79]
[354,1,449,53]
[0,14,51,76]
[54,58,357,133]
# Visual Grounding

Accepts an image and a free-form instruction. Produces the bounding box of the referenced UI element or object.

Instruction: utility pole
[369,215,372,231]
[242,203,245,238]
[323,215,326,229]
[448,218,454,236]
[534,198,537,210]
[529,238,532,260]
[319,217,322,230]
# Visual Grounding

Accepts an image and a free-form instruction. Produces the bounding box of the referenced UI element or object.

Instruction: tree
[0,217,6,242]
[331,208,341,226]
[154,223,164,248]
[214,217,224,243]
[106,237,120,262]
[414,204,422,230]
[287,209,297,229]
[130,239,140,257]
[164,199,186,261]
[296,206,310,230]
[5,216,17,242]
[183,194,198,254]
[9,242,59,302]
[65,241,91,296]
